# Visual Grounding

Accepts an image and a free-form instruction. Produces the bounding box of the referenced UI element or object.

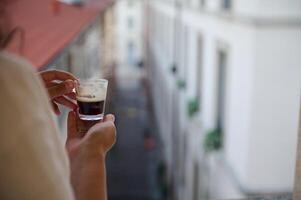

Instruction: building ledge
[183,6,301,28]
[237,195,291,200]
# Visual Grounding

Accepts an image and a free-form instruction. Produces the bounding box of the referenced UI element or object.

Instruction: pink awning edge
[5,0,113,69]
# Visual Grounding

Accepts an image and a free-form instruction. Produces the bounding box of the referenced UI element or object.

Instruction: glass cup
[75,78,108,121]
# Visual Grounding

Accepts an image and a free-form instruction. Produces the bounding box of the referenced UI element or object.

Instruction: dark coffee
[77,100,105,115]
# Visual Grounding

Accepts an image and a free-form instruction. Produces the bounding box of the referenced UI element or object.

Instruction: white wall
[181,4,301,192]
[245,27,301,192]
[185,26,201,101]
[206,0,221,12]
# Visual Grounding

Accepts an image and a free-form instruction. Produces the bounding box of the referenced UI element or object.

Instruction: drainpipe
[169,0,182,199]
[293,99,301,200]
[171,0,181,75]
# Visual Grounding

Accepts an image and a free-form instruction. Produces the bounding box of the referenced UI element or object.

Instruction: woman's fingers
[48,80,75,99]
[40,70,77,82]
[67,111,79,140]
[65,92,76,100]
[45,81,76,100]
[39,70,78,113]
[51,101,61,115]
[54,96,77,110]
[78,114,116,138]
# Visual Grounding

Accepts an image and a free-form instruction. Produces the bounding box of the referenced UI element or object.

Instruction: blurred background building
[144,0,301,199]
[115,0,143,67]
[6,0,301,199]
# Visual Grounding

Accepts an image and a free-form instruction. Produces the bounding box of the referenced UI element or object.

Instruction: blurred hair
[0,0,24,52]
[0,0,10,48]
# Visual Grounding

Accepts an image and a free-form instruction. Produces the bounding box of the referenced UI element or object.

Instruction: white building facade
[115,0,144,67]
[144,0,301,199]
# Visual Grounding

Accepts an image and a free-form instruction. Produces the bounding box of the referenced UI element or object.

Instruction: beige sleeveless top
[0,52,74,199]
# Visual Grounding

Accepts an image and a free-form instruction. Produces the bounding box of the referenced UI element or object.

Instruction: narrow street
[106,68,162,200]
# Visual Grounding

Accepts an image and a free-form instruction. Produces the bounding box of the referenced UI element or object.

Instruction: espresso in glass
[76,79,108,121]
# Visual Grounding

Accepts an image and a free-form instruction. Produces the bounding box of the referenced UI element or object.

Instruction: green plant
[157,161,168,198]
[187,98,199,117]
[177,79,186,89]
[203,129,222,152]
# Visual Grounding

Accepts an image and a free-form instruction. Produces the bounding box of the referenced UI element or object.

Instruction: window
[193,163,200,200]
[222,0,231,10]
[128,0,133,7]
[196,36,203,110]
[183,26,189,79]
[127,17,134,29]
[216,50,228,132]
[200,0,205,7]
[127,41,135,65]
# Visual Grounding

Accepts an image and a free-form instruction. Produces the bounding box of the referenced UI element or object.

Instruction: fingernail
[106,114,115,122]
[75,80,79,87]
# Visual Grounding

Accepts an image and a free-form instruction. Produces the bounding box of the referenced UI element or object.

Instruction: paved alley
[106,70,162,200]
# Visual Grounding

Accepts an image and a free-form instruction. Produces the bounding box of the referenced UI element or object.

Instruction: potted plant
[177,79,186,90]
[187,98,199,118]
[203,129,222,153]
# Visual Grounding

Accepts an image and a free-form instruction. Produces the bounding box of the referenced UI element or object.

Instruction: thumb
[88,121,117,154]
[104,114,115,122]
[67,111,78,140]
[48,80,75,99]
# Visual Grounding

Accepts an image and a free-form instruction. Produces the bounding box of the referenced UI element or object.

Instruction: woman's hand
[39,70,77,115]
[66,111,116,158]
[66,111,116,200]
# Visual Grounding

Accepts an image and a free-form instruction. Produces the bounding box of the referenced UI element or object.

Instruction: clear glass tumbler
[75,78,108,121]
